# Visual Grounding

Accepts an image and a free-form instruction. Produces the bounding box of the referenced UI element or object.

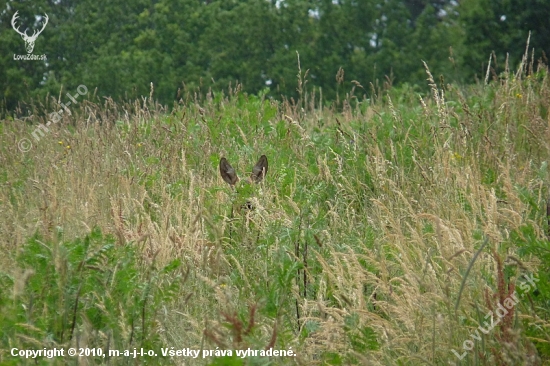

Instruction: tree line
[1,0,548,114]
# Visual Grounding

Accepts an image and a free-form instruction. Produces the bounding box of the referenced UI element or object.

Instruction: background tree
[1,0,548,116]
[459,0,550,80]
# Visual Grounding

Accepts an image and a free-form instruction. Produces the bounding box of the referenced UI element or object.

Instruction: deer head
[220,155,268,210]
[11,11,49,54]
[220,155,268,188]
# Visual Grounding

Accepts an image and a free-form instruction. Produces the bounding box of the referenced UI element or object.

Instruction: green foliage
[1,48,550,364]
[0,227,182,364]
[511,224,550,357]
[344,313,379,352]
[2,0,549,116]
[459,0,550,81]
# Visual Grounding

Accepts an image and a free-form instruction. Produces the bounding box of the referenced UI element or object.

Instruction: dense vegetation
[1,52,549,364]
[1,0,550,115]
[2,0,550,364]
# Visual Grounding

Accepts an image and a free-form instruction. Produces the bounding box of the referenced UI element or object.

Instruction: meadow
[1,56,550,365]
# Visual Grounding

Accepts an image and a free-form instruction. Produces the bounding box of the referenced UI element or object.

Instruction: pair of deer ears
[219,155,268,186]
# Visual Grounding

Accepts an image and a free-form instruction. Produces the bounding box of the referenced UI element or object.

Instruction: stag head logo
[11,11,49,54]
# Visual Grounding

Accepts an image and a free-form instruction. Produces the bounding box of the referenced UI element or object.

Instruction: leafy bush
[0,227,183,365]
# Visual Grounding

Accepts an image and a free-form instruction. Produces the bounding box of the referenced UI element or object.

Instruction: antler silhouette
[11,11,49,53]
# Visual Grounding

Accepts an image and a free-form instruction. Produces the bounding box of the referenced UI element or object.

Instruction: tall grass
[1,52,549,365]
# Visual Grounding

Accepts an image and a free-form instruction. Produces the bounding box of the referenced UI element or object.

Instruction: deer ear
[250,155,268,183]
[220,158,238,186]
